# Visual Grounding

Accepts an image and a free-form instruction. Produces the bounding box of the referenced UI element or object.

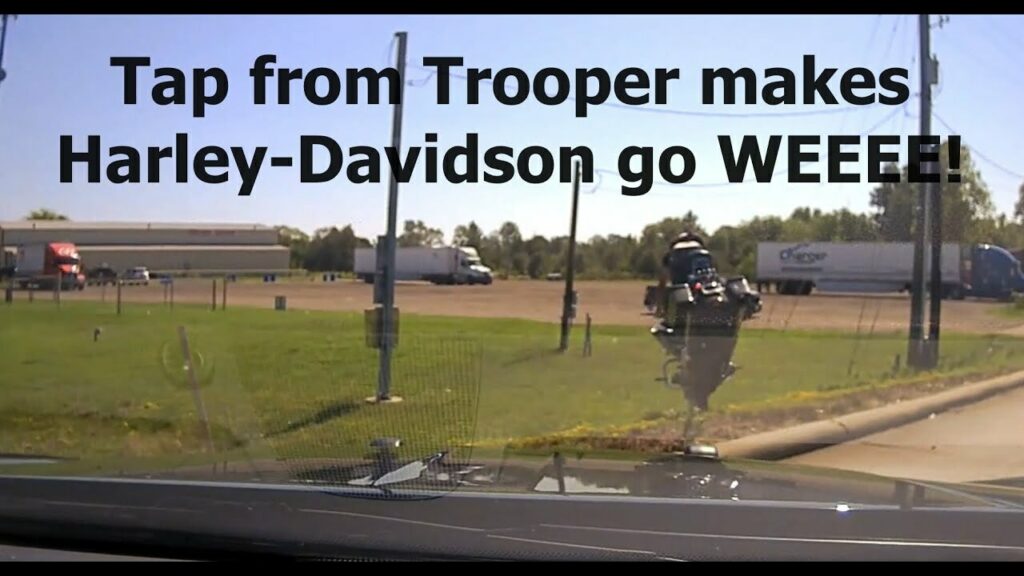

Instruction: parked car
[122,266,150,285]
[86,265,119,286]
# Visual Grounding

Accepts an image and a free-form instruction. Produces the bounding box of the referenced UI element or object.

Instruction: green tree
[302,225,370,272]
[870,140,994,243]
[1014,183,1024,223]
[398,220,444,247]
[24,208,68,221]
[275,225,310,269]
[452,221,485,248]
[523,235,551,279]
[495,221,523,278]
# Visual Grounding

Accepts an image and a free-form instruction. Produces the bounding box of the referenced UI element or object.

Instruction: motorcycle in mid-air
[645,237,761,441]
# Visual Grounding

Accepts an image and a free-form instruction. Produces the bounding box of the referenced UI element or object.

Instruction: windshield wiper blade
[344,438,452,494]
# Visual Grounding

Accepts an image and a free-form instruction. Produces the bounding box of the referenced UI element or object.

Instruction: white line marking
[539,523,1024,551]
[297,508,484,532]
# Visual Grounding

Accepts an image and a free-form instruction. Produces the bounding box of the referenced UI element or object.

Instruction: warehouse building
[0,221,290,275]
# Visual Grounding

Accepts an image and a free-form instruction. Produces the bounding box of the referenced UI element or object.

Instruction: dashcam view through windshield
[2,13,1024,561]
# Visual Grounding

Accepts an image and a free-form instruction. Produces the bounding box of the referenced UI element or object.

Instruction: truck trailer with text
[756,241,1024,301]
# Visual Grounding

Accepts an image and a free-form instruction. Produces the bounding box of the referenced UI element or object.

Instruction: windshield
[3,12,1024,561]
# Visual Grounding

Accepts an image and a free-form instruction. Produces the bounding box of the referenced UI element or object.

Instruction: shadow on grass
[266,400,360,438]
[501,348,563,367]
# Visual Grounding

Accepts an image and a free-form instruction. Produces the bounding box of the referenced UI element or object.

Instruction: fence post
[582,313,593,358]
[116,281,122,315]
[222,276,227,311]
[211,278,217,311]
[54,271,61,307]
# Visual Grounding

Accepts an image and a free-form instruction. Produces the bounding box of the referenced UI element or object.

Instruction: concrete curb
[716,369,1024,461]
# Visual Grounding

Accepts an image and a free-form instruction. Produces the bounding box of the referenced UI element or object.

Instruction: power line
[881,14,903,61]
[985,16,1024,52]
[837,15,890,138]
[934,112,1024,180]
[938,29,1024,88]
[588,103,907,196]
[404,61,891,119]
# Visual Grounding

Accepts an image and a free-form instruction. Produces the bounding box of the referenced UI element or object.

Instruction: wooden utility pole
[559,161,582,352]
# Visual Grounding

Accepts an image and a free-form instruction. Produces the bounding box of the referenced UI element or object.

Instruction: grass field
[3,300,1024,471]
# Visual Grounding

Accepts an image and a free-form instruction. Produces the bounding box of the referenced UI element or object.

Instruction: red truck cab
[14,242,86,291]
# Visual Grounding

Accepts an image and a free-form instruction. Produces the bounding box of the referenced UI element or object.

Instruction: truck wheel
[943,285,965,300]
[777,281,798,295]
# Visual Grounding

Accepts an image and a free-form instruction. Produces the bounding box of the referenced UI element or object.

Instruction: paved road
[788,385,1024,484]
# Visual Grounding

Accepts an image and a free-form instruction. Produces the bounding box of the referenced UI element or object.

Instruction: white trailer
[755,241,964,296]
[354,246,493,285]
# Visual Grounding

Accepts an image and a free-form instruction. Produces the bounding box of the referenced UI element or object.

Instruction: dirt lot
[52,278,1024,334]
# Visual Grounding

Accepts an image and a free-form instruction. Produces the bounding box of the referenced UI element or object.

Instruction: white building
[0,221,290,274]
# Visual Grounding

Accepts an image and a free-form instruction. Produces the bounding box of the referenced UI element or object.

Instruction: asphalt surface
[3,473,1024,560]
[787,384,1024,484]
[0,544,176,561]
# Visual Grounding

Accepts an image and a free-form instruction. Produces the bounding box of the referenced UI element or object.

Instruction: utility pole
[559,161,582,352]
[926,15,945,368]
[908,14,932,369]
[0,16,14,268]
[0,15,12,89]
[375,31,408,402]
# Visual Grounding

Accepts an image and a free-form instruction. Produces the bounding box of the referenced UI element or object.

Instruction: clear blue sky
[1,14,1021,241]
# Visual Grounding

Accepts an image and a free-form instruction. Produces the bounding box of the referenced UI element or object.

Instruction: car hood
[117,446,1024,512]
[6,448,1024,560]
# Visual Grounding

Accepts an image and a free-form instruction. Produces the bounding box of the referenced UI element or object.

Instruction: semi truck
[1,247,15,280]
[354,246,494,285]
[755,241,1024,301]
[13,242,86,291]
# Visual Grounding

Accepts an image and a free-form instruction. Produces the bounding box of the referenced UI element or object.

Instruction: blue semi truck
[756,241,1024,301]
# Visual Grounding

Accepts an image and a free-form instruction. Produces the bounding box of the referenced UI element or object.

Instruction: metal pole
[211,278,217,311]
[907,14,930,369]
[221,276,227,310]
[923,14,941,368]
[376,31,408,402]
[116,281,122,315]
[0,15,11,88]
[54,271,61,307]
[170,280,174,310]
[559,161,582,352]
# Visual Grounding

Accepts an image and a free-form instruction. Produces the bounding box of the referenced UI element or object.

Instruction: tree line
[267,141,1020,279]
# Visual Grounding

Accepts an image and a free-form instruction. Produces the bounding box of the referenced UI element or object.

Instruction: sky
[0,14,1022,241]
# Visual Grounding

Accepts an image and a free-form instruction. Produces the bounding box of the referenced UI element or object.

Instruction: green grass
[3,300,1024,471]
[994,298,1024,318]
